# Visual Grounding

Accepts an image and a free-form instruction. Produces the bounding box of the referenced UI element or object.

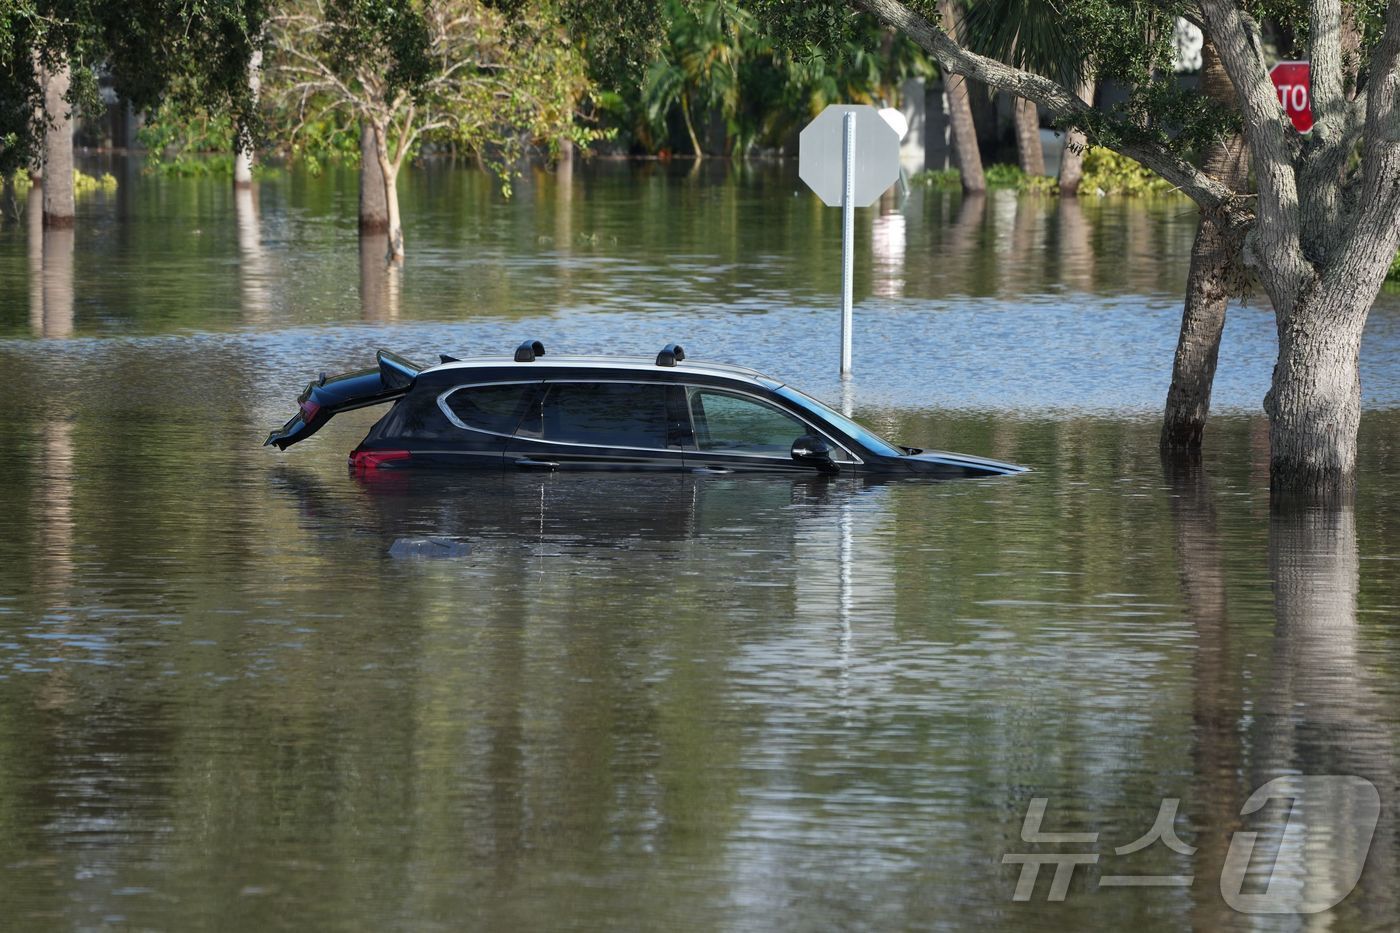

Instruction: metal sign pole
[840,111,855,376]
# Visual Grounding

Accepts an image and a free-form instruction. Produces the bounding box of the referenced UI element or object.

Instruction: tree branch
[849,0,1250,226]
[1199,0,1311,310]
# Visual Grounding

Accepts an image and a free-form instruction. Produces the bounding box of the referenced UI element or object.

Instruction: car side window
[689,389,813,456]
[536,382,672,448]
[443,383,536,434]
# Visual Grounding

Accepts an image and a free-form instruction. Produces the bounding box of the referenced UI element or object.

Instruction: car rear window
[443,383,535,434]
[538,382,670,448]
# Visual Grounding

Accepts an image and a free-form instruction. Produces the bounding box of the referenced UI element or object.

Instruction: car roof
[422,355,783,388]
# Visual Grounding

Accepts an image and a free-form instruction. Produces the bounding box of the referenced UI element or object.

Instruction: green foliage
[910,168,962,190]
[1388,251,1400,283]
[618,0,931,156]
[265,0,595,192]
[911,150,1174,197]
[4,168,113,195]
[72,167,116,192]
[1079,146,1177,196]
[0,0,267,175]
[982,162,1027,188]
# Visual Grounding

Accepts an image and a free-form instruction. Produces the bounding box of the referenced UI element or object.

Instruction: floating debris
[388,537,471,560]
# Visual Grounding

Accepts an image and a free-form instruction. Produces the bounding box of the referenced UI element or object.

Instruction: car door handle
[514,458,559,471]
[691,466,733,474]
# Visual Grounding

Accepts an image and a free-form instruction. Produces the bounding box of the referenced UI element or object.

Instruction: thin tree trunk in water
[1057,76,1094,196]
[1161,39,1248,451]
[371,122,404,262]
[680,93,703,162]
[233,48,262,188]
[29,51,44,185]
[358,123,388,234]
[937,0,984,191]
[1013,96,1044,175]
[42,58,74,228]
[558,104,574,170]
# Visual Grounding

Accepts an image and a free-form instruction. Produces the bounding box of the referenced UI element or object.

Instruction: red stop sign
[1269,61,1313,132]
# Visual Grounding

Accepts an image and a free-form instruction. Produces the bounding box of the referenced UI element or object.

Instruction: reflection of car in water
[266,343,1027,479]
[270,467,874,559]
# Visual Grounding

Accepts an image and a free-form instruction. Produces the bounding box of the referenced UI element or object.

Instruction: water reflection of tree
[1162,459,1244,930]
[234,185,272,325]
[359,234,400,322]
[1259,499,1396,926]
[1054,197,1095,293]
[28,188,74,338]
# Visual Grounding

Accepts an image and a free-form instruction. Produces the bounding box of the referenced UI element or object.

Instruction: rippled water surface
[0,159,1398,930]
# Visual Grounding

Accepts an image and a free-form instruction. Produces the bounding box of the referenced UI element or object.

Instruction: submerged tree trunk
[1012,96,1044,176]
[937,0,984,192]
[1057,77,1095,196]
[1265,291,1368,494]
[42,58,74,228]
[358,123,389,233]
[370,121,404,262]
[233,48,263,188]
[1161,39,1248,451]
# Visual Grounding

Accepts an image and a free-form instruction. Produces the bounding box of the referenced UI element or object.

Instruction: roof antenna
[515,340,546,362]
[656,343,685,367]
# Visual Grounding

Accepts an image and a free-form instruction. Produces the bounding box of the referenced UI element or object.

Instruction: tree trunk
[1057,76,1095,196]
[1161,39,1248,451]
[680,92,703,161]
[233,48,262,188]
[42,58,74,228]
[937,0,984,191]
[558,104,575,170]
[371,121,404,262]
[1264,293,1367,494]
[29,51,44,185]
[1013,96,1044,176]
[358,123,389,234]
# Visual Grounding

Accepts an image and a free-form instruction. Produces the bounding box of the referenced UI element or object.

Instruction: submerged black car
[265,342,1027,478]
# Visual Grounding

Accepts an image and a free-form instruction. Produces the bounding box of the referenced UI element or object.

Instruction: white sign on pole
[799,105,902,207]
[798,104,902,375]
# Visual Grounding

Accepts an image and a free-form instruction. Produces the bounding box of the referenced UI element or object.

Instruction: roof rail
[656,343,685,367]
[514,340,546,362]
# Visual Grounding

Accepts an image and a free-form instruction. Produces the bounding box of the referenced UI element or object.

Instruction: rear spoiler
[264,350,422,450]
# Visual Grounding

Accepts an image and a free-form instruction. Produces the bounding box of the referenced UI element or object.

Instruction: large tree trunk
[233,48,262,188]
[1012,96,1044,175]
[42,58,74,228]
[1057,76,1095,196]
[370,121,404,262]
[1160,39,1248,451]
[937,0,984,192]
[1264,292,1368,494]
[358,123,389,233]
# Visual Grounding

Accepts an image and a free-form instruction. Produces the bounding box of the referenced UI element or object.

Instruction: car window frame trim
[436,379,862,464]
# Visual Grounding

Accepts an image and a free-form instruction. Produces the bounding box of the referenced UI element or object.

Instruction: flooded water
[1,158,1398,930]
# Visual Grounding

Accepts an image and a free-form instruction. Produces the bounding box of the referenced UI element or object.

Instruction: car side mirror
[791,435,840,475]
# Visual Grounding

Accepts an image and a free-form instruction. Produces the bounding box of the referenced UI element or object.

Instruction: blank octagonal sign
[798,104,902,208]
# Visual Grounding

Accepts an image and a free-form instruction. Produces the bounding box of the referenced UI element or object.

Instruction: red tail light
[349,449,412,470]
[299,399,323,422]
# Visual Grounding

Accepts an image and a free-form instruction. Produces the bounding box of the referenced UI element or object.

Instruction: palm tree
[642,0,748,160]
[938,0,985,191]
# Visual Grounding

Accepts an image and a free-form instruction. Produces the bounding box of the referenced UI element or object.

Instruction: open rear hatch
[265,350,422,450]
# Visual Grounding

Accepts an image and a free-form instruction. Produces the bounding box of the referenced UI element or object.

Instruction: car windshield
[774,386,906,458]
